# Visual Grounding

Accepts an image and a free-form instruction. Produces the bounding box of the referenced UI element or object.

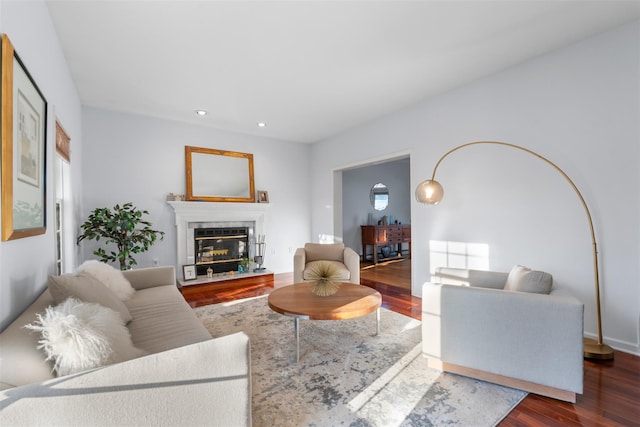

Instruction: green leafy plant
[77,202,165,270]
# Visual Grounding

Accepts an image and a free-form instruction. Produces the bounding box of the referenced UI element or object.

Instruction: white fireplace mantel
[168,201,269,267]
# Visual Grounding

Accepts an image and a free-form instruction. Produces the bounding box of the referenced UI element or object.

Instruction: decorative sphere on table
[307,261,341,296]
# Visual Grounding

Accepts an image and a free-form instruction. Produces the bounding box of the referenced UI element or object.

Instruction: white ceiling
[46,1,640,143]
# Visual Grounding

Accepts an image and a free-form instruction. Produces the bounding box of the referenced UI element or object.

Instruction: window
[429,240,489,274]
[54,154,74,274]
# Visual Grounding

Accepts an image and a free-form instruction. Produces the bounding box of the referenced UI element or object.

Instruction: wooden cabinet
[361,225,411,264]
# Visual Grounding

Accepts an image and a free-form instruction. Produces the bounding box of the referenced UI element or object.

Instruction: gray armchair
[422,266,584,402]
[293,243,360,284]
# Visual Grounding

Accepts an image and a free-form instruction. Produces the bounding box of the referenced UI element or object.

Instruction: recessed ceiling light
[195,110,208,116]
[257,122,266,128]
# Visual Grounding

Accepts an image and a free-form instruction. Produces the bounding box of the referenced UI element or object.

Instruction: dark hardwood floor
[181,263,640,427]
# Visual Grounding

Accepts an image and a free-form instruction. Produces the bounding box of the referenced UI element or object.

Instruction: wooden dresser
[361,224,411,265]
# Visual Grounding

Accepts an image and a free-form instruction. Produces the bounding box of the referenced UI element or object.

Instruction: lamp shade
[415,179,444,204]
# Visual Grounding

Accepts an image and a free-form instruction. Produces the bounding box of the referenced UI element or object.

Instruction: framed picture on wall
[183,264,197,281]
[1,34,48,241]
[257,190,269,203]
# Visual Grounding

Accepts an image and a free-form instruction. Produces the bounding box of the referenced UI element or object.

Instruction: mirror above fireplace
[185,146,255,202]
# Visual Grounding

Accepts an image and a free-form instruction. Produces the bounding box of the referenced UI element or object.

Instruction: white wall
[81,108,311,275]
[311,21,640,355]
[0,0,83,330]
[342,159,410,254]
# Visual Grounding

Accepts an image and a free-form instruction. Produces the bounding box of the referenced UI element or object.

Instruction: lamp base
[583,338,614,360]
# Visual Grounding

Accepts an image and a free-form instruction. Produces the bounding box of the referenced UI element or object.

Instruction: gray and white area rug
[194,296,526,426]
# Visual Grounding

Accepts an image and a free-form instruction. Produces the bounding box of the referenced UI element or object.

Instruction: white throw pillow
[504,265,553,294]
[76,260,135,300]
[26,298,146,377]
[48,273,132,324]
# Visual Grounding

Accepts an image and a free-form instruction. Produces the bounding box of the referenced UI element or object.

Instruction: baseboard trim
[426,357,576,403]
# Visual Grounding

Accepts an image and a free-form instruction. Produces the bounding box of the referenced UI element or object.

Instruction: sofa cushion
[25,298,146,377]
[76,260,135,300]
[303,260,351,281]
[304,243,345,262]
[125,285,212,354]
[504,265,553,294]
[48,273,133,323]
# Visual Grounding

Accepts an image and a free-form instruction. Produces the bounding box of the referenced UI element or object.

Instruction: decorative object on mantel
[307,261,342,297]
[257,190,269,203]
[415,140,613,360]
[77,202,165,271]
[254,234,266,272]
[1,34,48,241]
[166,193,185,201]
[185,146,255,203]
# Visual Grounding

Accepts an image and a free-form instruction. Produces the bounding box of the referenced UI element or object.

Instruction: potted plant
[77,202,165,270]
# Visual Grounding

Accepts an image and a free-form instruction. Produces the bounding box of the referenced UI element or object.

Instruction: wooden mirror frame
[185,146,255,202]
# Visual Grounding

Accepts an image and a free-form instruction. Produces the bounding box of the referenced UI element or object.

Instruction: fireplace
[194,226,249,276]
[168,201,268,279]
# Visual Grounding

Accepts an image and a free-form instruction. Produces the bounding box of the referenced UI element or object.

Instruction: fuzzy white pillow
[75,260,135,300]
[26,298,146,377]
[48,273,132,324]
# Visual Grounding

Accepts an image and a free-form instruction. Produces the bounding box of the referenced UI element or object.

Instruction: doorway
[334,154,411,291]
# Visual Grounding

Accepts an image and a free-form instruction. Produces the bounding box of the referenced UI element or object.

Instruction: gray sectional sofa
[422,266,584,403]
[0,266,252,426]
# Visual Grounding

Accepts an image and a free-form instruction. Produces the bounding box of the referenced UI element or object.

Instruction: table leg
[376,308,380,335]
[294,317,300,363]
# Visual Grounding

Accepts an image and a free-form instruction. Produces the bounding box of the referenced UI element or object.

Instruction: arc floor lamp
[415,141,614,360]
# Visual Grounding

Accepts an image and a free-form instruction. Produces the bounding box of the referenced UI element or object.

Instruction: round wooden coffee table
[268,282,382,362]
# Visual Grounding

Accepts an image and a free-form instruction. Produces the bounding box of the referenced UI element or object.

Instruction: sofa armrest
[0,332,252,427]
[422,282,583,394]
[343,247,361,284]
[293,248,306,283]
[0,290,57,388]
[122,266,176,290]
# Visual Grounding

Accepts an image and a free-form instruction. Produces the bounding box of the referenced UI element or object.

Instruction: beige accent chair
[294,243,360,284]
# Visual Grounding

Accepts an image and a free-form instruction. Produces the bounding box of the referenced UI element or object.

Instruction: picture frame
[1,34,48,241]
[183,264,197,281]
[257,190,269,203]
